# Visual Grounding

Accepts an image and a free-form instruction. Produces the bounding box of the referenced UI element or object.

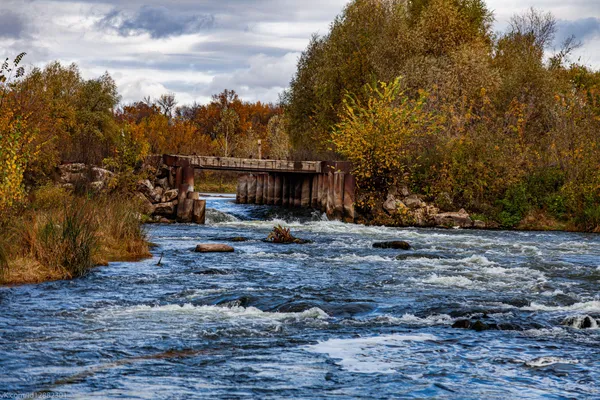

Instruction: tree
[0,52,35,213]
[266,115,290,160]
[215,108,240,157]
[156,93,177,119]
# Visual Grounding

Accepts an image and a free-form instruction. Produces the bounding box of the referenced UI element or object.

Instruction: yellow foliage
[332,78,440,209]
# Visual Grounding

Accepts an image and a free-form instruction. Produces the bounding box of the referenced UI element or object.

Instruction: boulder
[60,172,86,185]
[90,167,114,183]
[404,194,425,210]
[373,241,411,250]
[434,209,473,228]
[149,187,164,203]
[154,201,177,216]
[195,244,235,253]
[155,177,169,189]
[383,194,407,214]
[473,220,486,229]
[137,179,155,200]
[162,189,178,203]
[135,192,155,215]
[59,163,86,174]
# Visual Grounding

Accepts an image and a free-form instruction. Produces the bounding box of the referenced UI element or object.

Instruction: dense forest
[1,0,600,283]
[284,0,600,231]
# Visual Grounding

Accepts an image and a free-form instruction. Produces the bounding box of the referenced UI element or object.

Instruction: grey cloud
[93,55,236,74]
[98,6,215,38]
[557,18,600,44]
[0,10,26,39]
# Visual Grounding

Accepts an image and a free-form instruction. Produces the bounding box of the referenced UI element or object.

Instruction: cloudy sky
[1,0,599,105]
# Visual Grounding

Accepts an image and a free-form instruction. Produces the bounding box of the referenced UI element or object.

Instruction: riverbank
[0,186,150,286]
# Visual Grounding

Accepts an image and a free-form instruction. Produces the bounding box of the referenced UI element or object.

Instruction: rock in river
[195,244,235,253]
[373,241,411,250]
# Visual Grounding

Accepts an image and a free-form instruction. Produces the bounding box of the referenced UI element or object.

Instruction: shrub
[496,183,530,228]
[332,78,440,210]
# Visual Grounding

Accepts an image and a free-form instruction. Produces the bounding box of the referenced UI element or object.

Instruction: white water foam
[525,357,579,368]
[100,304,330,323]
[247,251,311,260]
[522,301,600,312]
[331,254,396,263]
[416,274,475,288]
[305,334,438,374]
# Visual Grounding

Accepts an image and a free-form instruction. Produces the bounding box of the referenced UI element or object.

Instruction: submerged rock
[562,315,598,329]
[452,319,471,329]
[373,241,411,250]
[228,237,248,242]
[195,244,235,253]
[194,268,231,275]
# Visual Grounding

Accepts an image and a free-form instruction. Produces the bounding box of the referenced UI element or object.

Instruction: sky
[1,0,599,106]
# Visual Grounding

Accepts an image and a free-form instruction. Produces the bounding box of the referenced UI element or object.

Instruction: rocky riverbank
[365,185,495,230]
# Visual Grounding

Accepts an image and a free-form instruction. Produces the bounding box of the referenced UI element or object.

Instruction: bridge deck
[163,155,323,174]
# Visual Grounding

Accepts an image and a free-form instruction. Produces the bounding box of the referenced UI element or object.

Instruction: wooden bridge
[161,155,356,222]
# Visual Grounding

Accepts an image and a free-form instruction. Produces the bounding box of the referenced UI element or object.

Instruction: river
[1,195,599,399]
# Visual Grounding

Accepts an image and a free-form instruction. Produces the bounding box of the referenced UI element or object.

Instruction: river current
[1,195,599,399]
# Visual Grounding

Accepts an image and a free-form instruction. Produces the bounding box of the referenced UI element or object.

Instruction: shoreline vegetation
[1,0,600,285]
[0,186,150,285]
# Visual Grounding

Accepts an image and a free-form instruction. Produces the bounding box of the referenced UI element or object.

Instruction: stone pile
[58,158,205,224]
[382,186,489,229]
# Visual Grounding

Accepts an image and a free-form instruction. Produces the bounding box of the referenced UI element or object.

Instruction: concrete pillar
[262,174,268,204]
[311,175,319,209]
[256,174,264,205]
[282,175,290,208]
[187,191,200,200]
[237,174,248,204]
[343,174,356,222]
[178,199,194,223]
[177,183,191,208]
[192,200,206,224]
[274,175,283,206]
[248,174,257,204]
[168,167,176,188]
[294,177,303,208]
[183,165,195,190]
[333,172,345,220]
[320,174,328,212]
[175,167,183,188]
[326,172,334,217]
[301,176,311,208]
[267,175,275,205]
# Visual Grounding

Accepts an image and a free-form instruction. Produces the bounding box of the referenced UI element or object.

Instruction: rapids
[1,195,599,398]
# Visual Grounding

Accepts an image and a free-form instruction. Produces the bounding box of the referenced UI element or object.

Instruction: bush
[496,184,530,228]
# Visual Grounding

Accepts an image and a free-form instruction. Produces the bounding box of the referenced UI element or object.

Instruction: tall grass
[0,185,150,285]
[37,203,98,279]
